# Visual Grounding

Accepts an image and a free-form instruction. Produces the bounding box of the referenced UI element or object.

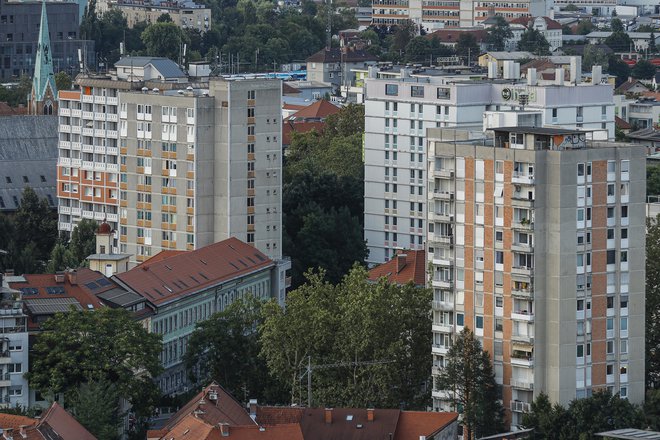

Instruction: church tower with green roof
[28,0,58,115]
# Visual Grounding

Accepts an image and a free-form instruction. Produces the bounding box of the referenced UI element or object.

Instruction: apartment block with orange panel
[427,127,645,429]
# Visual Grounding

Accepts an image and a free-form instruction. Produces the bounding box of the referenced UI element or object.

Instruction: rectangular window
[385,84,399,96]
[437,87,450,99]
[475,315,484,329]
[411,86,424,98]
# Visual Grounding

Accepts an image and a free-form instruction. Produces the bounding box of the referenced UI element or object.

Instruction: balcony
[511,196,535,208]
[511,311,534,322]
[0,373,11,387]
[431,278,452,289]
[510,380,534,391]
[430,234,453,246]
[58,206,71,215]
[511,242,533,253]
[510,356,534,368]
[432,389,453,400]
[433,190,454,200]
[432,344,450,356]
[429,212,453,223]
[511,288,533,299]
[512,221,534,231]
[0,352,9,364]
[434,169,454,178]
[512,173,534,185]
[432,300,453,312]
[58,157,71,166]
[510,400,532,413]
[511,266,533,277]
[432,322,453,333]
[511,334,534,344]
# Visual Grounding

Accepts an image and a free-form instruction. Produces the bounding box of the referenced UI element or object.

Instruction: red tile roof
[283,83,302,95]
[0,403,97,440]
[283,103,307,111]
[162,382,256,431]
[616,116,632,130]
[368,250,426,287]
[208,424,303,440]
[256,407,305,425]
[509,16,562,30]
[137,250,188,268]
[299,408,399,440]
[393,411,458,440]
[114,238,273,306]
[0,413,36,431]
[288,100,340,120]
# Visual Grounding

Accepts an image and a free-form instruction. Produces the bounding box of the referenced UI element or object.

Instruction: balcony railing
[510,400,532,412]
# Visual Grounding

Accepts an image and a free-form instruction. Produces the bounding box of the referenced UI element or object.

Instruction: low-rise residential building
[506,17,563,52]
[97,0,211,32]
[148,382,459,440]
[112,238,289,395]
[586,31,660,51]
[282,100,340,147]
[0,402,96,439]
[367,249,427,287]
[306,47,378,92]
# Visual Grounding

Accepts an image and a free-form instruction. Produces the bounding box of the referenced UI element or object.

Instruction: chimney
[527,67,538,86]
[367,408,374,422]
[325,408,333,424]
[555,68,564,86]
[248,399,257,419]
[488,61,497,79]
[592,65,602,85]
[219,423,230,437]
[66,270,77,285]
[54,272,65,283]
[395,253,407,273]
[569,56,582,84]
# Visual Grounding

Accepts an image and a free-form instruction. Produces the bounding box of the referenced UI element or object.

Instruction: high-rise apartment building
[57,57,283,265]
[371,0,545,29]
[427,126,645,427]
[364,64,615,264]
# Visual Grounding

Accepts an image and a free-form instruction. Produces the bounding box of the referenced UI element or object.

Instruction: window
[437,87,450,99]
[385,84,399,96]
[456,313,464,326]
[411,86,424,98]
[7,363,22,373]
[475,315,484,329]
[577,345,584,357]
[577,163,585,177]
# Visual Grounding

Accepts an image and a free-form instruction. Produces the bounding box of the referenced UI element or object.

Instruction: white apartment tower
[427,127,645,427]
[364,63,615,265]
[57,57,284,265]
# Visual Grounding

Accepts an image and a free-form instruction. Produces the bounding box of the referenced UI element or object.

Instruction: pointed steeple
[29,0,58,115]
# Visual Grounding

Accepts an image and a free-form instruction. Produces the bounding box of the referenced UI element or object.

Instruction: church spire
[29,0,58,115]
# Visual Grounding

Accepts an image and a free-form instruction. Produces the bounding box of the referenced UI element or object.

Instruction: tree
[54,72,72,92]
[562,24,574,35]
[564,3,579,10]
[156,13,173,22]
[437,328,504,440]
[649,165,660,196]
[14,187,57,265]
[486,16,513,51]
[70,379,121,440]
[605,30,633,52]
[582,45,609,71]
[518,28,551,55]
[45,243,77,274]
[392,20,417,52]
[404,36,431,63]
[260,266,432,409]
[184,297,287,403]
[141,22,190,60]
[68,219,98,265]
[576,20,594,35]
[647,215,660,389]
[26,308,162,423]
[456,33,479,64]
[611,18,624,33]
[632,59,657,80]
[608,56,631,87]
[651,32,658,54]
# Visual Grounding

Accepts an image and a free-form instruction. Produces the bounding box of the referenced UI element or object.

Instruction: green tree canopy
[184,297,287,403]
[14,187,57,265]
[54,72,72,92]
[576,20,594,35]
[632,59,657,80]
[518,28,551,55]
[141,22,190,60]
[647,215,660,389]
[608,56,632,87]
[69,379,121,440]
[260,267,432,409]
[564,3,579,10]
[26,308,162,422]
[605,30,633,52]
[486,16,513,51]
[436,327,505,439]
[455,33,480,63]
[582,45,609,71]
[68,218,98,264]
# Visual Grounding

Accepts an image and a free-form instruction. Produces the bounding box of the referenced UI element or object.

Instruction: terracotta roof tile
[114,238,273,306]
[32,402,96,440]
[615,116,632,130]
[282,121,325,145]
[288,100,340,120]
[283,83,302,95]
[300,408,401,440]
[368,250,426,286]
[393,411,458,440]
[137,250,188,268]
[256,407,305,425]
[0,413,36,431]
[207,424,304,440]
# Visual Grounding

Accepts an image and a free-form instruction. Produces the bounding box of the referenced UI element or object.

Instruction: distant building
[586,31,660,51]
[506,16,563,52]
[0,115,58,212]
[306,47,378,92]
[0,0,94,81]
[147,381,459,440]
[86,221,131,276]
[112,238,289,394]
[282,100,340,147]
[97,0,211,32]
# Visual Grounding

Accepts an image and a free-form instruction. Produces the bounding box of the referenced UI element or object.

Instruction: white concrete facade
[364,66,616,265]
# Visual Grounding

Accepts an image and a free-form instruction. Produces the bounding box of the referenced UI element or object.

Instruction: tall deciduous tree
[455,34,480,64]
[647,215,660,389]
[68,218,99,264]
[632,59,657,80]
[141,22,190,60]
[486,16,513,51]
[26,308,162,423]
[14,187,57,265]
[518,28,551,55]
[184,297,287,403]
[70,379,121,440]
[260,267,432,409]
[437,327,504,440]
[54,72,72,92]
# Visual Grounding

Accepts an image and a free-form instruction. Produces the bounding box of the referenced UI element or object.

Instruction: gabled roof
[615,78,648,94]
[306,47,378,64]
[114,57,186,78]
[368,250,426,287]
[288,100,340,120]
[282,83,302,95]
[509,16,562,30]
[114,238,274,306]
[283,121,325,145]
[428,28,489,43]
[615,116,632,130]
[0,413,36,431]
[161,382,256,431]
[0,402,97,440]
[394,411,458,440]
